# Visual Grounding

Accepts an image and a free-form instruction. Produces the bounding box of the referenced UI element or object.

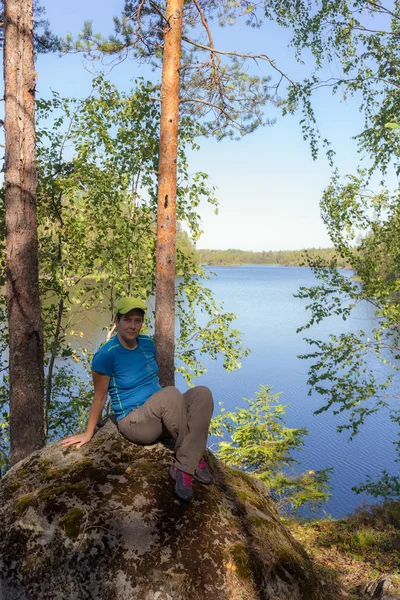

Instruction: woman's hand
[61,372,109,450]
[61,432,93,449]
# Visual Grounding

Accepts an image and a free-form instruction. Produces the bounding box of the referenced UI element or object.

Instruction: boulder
[365,576,400,600]
[0,420,322,600]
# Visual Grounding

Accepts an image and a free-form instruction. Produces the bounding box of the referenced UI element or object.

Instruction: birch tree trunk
[4,0,44,464]
[155,0,184,387]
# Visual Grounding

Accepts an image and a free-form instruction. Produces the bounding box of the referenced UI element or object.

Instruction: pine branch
[180,96,244,129]
[181,36,295,85]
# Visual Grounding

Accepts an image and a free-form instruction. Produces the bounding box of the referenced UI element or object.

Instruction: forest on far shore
[196,247,351,268]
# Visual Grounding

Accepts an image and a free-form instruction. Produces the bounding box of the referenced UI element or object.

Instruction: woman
[62,297,214,502]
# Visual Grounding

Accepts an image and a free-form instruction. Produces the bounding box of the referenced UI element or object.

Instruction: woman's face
[115,310,143,349]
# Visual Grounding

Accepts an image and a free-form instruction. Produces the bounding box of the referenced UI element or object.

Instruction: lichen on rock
[0,419,323,600]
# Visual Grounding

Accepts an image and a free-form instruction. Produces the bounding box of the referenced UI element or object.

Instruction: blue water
[174,265,398,518]
[8,264,395,517]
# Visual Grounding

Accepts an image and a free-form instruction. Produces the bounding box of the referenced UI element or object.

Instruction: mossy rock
[58,508,86,539]
[14,493,35,516]
[0,419,327,600]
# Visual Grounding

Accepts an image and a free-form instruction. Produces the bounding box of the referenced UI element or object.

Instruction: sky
[36,0,371,252]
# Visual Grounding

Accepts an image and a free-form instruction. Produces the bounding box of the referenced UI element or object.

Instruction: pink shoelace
[197,457,207,470]
[181,470,193,487]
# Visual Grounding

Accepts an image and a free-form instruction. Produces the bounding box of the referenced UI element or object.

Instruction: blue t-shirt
[91,334,162,420]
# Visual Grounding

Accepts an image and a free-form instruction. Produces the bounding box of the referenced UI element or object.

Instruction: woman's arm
[61,371,110,449]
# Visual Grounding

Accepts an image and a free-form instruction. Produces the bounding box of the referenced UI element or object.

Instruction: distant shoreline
[201,263,352,269]
[195,247,351,269]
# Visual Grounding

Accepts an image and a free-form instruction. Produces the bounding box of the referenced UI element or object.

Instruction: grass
[285,500,400,599]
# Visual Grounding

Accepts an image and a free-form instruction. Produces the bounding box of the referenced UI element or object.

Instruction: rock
[0,420,322,600]
[366,576,400,600]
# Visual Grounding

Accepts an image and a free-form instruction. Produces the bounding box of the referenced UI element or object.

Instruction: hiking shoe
[168,465,193,502]
[194,457,212,485]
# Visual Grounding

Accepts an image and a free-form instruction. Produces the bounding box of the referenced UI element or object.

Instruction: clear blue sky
[38,0,368,252]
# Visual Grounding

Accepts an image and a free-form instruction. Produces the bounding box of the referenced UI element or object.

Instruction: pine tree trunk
[4,0,45,464]
[155,0,184,387]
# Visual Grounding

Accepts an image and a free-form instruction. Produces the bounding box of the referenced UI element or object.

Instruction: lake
[74,265,398,518]
[14,264,398,518]
[173,265,397,518]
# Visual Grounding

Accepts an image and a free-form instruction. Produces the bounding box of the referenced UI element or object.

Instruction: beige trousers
[117,386,214,475]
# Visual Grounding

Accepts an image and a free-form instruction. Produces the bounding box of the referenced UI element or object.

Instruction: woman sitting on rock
[62,297,214,502]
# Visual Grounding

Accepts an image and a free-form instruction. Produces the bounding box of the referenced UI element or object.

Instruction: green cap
[115,297,146,315]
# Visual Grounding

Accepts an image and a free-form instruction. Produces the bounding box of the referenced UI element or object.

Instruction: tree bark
[4,0,44,464]
[155,0,184,387]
